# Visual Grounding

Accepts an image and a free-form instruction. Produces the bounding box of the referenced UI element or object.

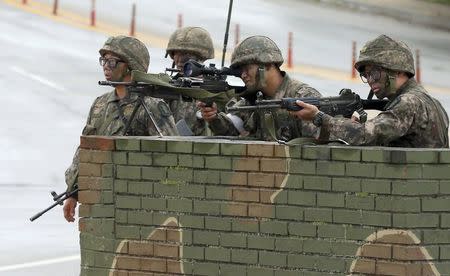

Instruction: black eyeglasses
[360,68,383,83]
[99,57,124,69]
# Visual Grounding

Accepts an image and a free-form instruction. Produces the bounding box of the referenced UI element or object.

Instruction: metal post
[52,0,58,15]
[177,13,183,28]
[351,41,357,79]
[234,23,240,46]
[287,32,293,69]
[90,0,96,27]
[129,3,136,36]
[415,49,421,84]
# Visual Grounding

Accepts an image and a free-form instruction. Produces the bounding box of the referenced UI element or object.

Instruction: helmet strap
[257,65,266,88]
[385,72,397,97]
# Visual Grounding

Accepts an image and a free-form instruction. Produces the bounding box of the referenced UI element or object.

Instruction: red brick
[166,229,181,243]
[259,189,277,203]
[275,174,287,189]
[248,144,274,157]
[223,202,248,217]
[248,203,274,218]
[274,144,288,158]
[260,158,287,173]
[248,172,275,188]
[91,150,113,163]
[80,136,115,150]
[232,157,260,171]
[115,256,141,270]
[78,190,101,204]
[376,261,411,275]
[360,243,392,259]
[154,243,179,258]
[140,257,166,272]
[221,171,247,186]
[351,259,376,274]
[78,163,102,177]
[392,245,432,261]
[78,204,91,217]
[79,149,91,162]
[78,176,105,190]
[128,241,154,256]
[232,188,259,202]
[167,260,183,274]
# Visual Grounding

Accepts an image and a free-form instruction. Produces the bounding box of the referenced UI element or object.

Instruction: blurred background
[0,0,449,275]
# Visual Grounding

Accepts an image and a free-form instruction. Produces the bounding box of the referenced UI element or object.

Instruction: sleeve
[65,98,99,193]
[209,98,254,136]
[320,96,415,146]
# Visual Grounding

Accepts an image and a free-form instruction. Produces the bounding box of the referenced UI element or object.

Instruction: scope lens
[183,63,193,77]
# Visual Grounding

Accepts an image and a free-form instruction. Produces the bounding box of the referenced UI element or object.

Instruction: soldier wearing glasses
[63,36,178,222]
[291,34,449,148]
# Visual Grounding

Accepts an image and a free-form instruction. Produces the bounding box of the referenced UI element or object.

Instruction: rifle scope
[183,59,241,78]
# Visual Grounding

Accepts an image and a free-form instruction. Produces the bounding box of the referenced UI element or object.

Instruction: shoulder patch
[158,101,172,117]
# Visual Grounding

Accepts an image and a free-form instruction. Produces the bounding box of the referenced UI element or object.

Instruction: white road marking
[11,65,67,92]
[0,255,80,271]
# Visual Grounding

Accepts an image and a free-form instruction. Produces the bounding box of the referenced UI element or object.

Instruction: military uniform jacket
[168,99,207,136]
[209,73,322,141]
[65,90,178,191]
[321,79,449,147]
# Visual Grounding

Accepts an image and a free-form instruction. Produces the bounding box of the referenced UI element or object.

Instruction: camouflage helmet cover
[99,35,150,72]
[166,26,214,60]
[230,35,284,69]
[355,34,415,76]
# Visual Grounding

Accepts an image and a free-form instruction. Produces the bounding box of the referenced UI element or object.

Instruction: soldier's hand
[63,197,78,222]
[290,100,319,121]
[197,101,218,122]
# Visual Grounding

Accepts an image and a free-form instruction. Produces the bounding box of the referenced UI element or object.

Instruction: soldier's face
[101,53,128,81]
[363,65,389,99]
[172,51,200,71]
[240,64,260,91]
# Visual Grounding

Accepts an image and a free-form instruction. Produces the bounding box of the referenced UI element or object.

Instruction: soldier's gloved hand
[197,101,218,122]
[63,197,78,222]
[290,100,319,121]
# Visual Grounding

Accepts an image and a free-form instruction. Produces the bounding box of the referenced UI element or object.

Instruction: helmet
[166,27,214,60]
[230,35,284,69]
[99,35,150,72]
[355,34,415,77]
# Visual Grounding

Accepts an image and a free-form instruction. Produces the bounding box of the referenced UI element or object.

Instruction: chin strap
[257,65,266,88]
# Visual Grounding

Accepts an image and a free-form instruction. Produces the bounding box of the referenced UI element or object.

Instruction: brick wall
[77,136,450,276]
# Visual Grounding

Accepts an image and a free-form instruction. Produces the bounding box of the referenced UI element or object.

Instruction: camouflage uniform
[166,27,215,136]
[208,35,322,141]
[319,35,449,147]
[65,36,178,192]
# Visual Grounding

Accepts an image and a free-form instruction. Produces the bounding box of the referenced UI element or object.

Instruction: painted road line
[11,65,67,92]
[0,255,80,271]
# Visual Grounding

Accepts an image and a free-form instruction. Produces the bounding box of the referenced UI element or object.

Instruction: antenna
[221,0,234,67]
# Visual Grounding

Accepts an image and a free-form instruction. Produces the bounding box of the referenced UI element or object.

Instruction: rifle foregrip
[281,99,303,111]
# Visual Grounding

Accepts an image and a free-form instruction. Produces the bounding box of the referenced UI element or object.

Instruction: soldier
[165,26,215,136]
[63,35,178,222]
[199,35,322,141]
[291,34,449,148]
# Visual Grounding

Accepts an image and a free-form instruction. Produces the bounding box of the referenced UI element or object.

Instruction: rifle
[30,188,79,222]
[226,89,388,123]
